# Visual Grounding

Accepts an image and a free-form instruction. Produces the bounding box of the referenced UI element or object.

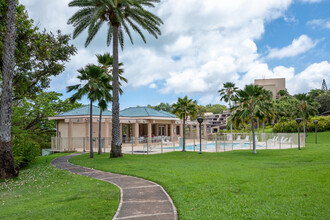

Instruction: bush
[12,133,40,168]
[274,116,330,133]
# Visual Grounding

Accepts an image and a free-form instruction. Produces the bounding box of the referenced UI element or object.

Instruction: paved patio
[51,154,177,220]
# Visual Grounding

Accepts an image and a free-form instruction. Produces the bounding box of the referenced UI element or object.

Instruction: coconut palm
[67,64,112,158]
[294,93,320,141]
[218,82,238,133]
[68,0,163,158]
[0,0,18,179]
[231,84,272,154]
[172,96,198,152]
[96,53,127,155]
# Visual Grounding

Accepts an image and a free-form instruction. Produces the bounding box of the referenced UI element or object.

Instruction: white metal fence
[51,132,305,154]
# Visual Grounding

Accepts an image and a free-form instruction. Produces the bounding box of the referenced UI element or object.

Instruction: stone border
[51,153,177,220]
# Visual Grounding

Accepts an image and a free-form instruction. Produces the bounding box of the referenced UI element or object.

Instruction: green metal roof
[55,105,112,117]
[159,110,178,118]
[120,107,178,118]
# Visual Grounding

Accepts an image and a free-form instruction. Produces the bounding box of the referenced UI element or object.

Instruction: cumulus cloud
[300,0,323,3]
[307,19,330,29]
[267,35,318,59]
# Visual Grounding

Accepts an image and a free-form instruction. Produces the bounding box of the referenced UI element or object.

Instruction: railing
[51,133,305,154]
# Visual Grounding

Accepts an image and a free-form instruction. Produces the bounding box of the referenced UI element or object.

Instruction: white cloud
[300,0,323,3]
[267,35,318,59]
[149,83,157,89]
[307,19,330,29]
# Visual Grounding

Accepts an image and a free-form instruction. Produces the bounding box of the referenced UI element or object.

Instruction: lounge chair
[236,135,241,141]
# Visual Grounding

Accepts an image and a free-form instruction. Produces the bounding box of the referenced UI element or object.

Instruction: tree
[68,0,163,158]
[219,82,238,133]
[205,104,227,114]
[172,96,197,152]
[315,91,330,114]
[0,0,18,179]
[294,93,320,141]
[67,65,112,158]
[148,103,172,112]
[96,53,126,154]
[231,84,272,154]
[0,1,77,101]
[277,89,289,97]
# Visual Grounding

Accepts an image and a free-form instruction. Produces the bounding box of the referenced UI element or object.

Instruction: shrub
[274,116,330,133]
[12,133,40,168]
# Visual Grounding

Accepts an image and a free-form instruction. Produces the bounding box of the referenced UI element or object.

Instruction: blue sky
[22,0,330,109]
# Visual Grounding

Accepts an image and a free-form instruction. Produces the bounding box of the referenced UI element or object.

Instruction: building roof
[120,107,178,118]
[55,105,112,117]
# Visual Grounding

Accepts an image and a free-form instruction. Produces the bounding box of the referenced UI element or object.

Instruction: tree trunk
[110,26,122,158]
[229,100,232,134]
[262,122,265,133]
[90,100,94,158]
[0,0,19,179]
[303,118,306,142]
[251,117,256,154]
[182,117,186,152]
[98,109,102,155]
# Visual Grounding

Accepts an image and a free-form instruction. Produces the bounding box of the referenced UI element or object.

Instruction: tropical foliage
[68,0,163,158]
[172,96,198,152]
[219,82,238,133]
[274,116,330,133]
[67,65,112,158]
[231,84,273,154]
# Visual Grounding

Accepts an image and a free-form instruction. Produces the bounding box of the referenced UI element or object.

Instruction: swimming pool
[164,142,257,151]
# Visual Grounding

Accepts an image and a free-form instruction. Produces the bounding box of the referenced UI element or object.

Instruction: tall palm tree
[67,64,112,158]
[231,84,272,154]
[172,96,197,152]
[0,0,18,179]
[68,0,163,158]
[96,53,127,154]
[294,93,320,141]
[218,82,238,133]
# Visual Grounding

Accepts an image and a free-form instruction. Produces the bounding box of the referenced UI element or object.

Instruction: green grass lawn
[0,153,119,220]
[71,132,330,220]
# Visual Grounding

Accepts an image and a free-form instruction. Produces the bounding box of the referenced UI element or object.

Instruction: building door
[159,126,165,136]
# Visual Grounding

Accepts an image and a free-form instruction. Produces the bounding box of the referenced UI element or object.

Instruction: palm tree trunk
[251,117,256,154]
[262,122,265,133]
[110,25,122,158]
[303,118,306,142]
[182,117,186,152]
[229,101,232,134]
[90,100,94,158]
[98,109,102,155]
[0,0,19,179]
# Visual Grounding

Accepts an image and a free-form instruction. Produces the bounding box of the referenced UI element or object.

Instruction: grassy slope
[0,153,120,220]
[71,132,330,220]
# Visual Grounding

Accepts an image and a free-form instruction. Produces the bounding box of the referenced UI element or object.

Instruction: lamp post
[314,120,318,144]
[296,118,302,150]
[197,117,204,154]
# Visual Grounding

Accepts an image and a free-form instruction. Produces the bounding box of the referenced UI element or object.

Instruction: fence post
[216,138,218,153]
[147,140,149,155]
[131,137,134,154]
[161,137,163,153]
[173,137,175,151]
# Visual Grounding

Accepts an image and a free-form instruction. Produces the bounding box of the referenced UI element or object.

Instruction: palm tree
[0,0,18,179]
[68,0,163,158]
[96,53,127,155]
[67,64,112,158]
[172,96,197,152]
[218,82,238,133]
[294,93,320,141]
[231,84,272,154]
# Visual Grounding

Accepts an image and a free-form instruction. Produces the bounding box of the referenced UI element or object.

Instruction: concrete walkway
[51,153,177,220]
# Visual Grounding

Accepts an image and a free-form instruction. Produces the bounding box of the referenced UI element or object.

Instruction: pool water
[164,142,255,151]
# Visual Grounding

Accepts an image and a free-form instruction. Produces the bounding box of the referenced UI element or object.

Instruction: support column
[196,124,199,139]
[134,123,139,144]
[68,119,73,150]
[156,125,159,136]
[189,124,193,139]
[109,122,112,145]
[148,122,152,143]
[105,120,109,148]
[170,123,174,140]
[165,124,168,136]
[203,123,207,139]
[180,124,183,137]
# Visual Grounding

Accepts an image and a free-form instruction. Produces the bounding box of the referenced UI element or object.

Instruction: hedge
[274,116,330,133]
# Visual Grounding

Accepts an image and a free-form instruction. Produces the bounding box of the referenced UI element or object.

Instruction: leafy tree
[68,0,163,158]
[231,84,272,154]
[277,89,289,97]
[315,91,330,114]
[0,0,17,179]
[205,104,227,114]
[0,1,77,101]
[308,89,324,99]
[67,65,112,158]
[96,53,126,154]
[219,82,238,133]
[294,93,320,141]
[148,103,173,112]
[172,96,197,152]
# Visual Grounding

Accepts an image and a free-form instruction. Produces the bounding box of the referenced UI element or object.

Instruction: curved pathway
[51,153,177,220]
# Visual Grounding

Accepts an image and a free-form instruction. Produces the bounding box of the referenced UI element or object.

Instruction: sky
[20,0,330,109]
